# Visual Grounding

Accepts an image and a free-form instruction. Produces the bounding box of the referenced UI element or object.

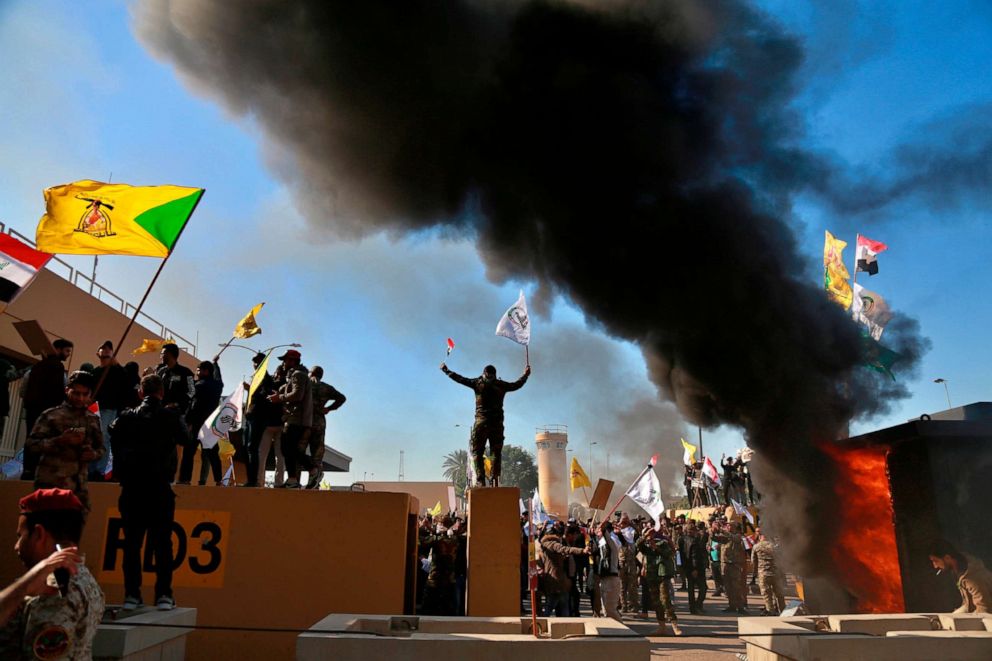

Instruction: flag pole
[216,336,236,359]
[603,464,650,521]
[525,344,530,367]
[94,193,204,398]
[527,500,539,637]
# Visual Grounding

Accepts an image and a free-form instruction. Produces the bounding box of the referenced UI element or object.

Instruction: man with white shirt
[589,521,623,621]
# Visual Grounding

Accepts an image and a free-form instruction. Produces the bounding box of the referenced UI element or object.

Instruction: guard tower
[535,425,568,517]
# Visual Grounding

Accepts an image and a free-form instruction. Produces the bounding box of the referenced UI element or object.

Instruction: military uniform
[275,364,313,485]
[25,404,104,512]
[422,534,460,615]
[718,532,748,611]
[0,564,104,660]
[306,379,346,486]
[751,539,785,614]
[618,528,640,612]
[441,366,529,485]
[637,534,678,625]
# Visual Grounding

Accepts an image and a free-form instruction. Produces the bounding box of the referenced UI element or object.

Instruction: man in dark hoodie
[440,362,530,487]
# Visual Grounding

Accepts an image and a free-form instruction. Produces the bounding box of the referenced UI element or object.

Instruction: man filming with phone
[25,371,105,513]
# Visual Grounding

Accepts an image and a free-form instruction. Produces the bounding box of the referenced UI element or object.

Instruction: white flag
[531,488,551,525]
[731,498,755,525]
[495,290,530,346]
[702,456,721,486]
[852,283,892,341]
[197,382,245,450]
[625,465,665,522]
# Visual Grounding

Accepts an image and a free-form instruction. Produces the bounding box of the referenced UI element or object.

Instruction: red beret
[19,488,83,515]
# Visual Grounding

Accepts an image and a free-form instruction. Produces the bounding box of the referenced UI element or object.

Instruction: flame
[822,443,905,613]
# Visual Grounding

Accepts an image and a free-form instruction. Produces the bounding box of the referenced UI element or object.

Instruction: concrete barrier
[95,606,196,660]
[466,487,521,617]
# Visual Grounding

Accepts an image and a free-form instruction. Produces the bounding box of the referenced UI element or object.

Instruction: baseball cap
[278,349,301,361]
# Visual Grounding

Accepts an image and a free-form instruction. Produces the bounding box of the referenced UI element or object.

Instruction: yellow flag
[233,302,264,339]
[131,338,173,355]
[569,456,592,490]
[681,438,698,465]
[484,456,493,478]
[247,352,270,404]
[37,180,203,257]
[823,231,852,309]
[428,501,442,516]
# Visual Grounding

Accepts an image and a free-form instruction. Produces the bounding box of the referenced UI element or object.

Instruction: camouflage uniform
[441,366,529,485]
[25,404,104,512]
[751,539,785,613]
[618,530,640,612]
[637,535,678,624]
[277,364,313,483]
[307,379,346,478]
[0,565,105,660]
[422,534,460,615]
[718,532,748,611]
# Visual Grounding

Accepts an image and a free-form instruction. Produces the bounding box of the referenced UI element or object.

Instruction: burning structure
[805,403,992,614]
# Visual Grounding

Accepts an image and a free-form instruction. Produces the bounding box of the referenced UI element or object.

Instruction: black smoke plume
[135,0,928,600]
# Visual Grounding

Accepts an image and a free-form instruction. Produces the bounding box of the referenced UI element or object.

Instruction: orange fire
[822,443,905,613]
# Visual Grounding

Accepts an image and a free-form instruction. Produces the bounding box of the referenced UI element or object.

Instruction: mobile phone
[54,544,71,597]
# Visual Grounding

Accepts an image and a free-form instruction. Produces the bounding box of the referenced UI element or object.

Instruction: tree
[498,445,538,495]
[442,449,469,494]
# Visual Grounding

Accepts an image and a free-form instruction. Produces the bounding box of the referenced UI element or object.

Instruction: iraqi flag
[855,235,887,276]
[702,456,721,486]
[0,234,52,308]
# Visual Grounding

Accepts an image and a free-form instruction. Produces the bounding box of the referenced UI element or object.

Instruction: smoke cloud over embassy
[134,0,934,597]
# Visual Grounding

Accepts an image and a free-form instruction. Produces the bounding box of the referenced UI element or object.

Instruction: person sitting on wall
[929,540,992,614]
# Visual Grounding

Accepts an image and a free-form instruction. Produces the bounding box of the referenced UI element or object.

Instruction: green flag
[861,333,899,380]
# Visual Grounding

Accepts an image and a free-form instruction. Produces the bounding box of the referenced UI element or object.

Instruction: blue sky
[1,1,989,493]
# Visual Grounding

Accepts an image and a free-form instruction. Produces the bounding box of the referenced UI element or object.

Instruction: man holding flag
[440,361,530,488]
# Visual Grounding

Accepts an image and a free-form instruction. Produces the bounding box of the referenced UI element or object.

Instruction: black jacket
[156,363,195,414]
[109,396,187,491]
[679,534,709,573]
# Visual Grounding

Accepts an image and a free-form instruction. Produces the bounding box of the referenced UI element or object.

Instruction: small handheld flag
[131,338,173,355]
[446,337,455,355]
[495,290,530,346]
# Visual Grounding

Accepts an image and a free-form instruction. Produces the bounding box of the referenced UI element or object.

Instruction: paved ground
[550,578,799,660]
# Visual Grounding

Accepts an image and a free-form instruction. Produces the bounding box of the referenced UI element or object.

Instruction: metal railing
[0,222,197,355]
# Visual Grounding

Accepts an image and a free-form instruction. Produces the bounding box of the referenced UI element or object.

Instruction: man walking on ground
[440,362,530,487]
[751,530,785,615]
[680,523,709,614]
[21,339,73,480]
[638,528,683,636]
[0,488,104,659]
[267,349,312,489]
[109,374,187,611]
[305,366,346,489]
[25,371,104,512]
[717,522,749,614]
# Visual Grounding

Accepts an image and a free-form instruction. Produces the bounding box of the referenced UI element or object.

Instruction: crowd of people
[415,506,789,636]
[1,338,345,616]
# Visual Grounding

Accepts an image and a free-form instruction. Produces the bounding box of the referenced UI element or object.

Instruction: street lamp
[934,378,952,409]
[218,342,302,355]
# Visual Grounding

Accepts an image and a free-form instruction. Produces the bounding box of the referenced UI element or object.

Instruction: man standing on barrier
[440,362,530,487]
[109,374,188,611]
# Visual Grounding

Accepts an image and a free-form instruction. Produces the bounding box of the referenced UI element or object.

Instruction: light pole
[934,378,952,409]
[219,342,302,355]
[606,450,611,480]
[589,441,597,479]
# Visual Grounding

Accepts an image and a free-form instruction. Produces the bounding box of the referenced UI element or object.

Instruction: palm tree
[442,449,469,494]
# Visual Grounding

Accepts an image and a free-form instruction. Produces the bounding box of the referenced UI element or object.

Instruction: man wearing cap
[179,359,224,485]
[25,371,104,512]
[439,362,530,487]
[267,349,312,489]
[0,488,104,659]
[110,374,187,611]
[21,339,74,481]
[304,366,346,489]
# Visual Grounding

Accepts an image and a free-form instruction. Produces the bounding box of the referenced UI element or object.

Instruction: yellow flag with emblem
[428,501,442,516]
[131,338,173,355]
[233,302,264,339]
[37,180,203,257]
[569,456,592,490]
[247,352,271,404]
[823,230,853,309]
